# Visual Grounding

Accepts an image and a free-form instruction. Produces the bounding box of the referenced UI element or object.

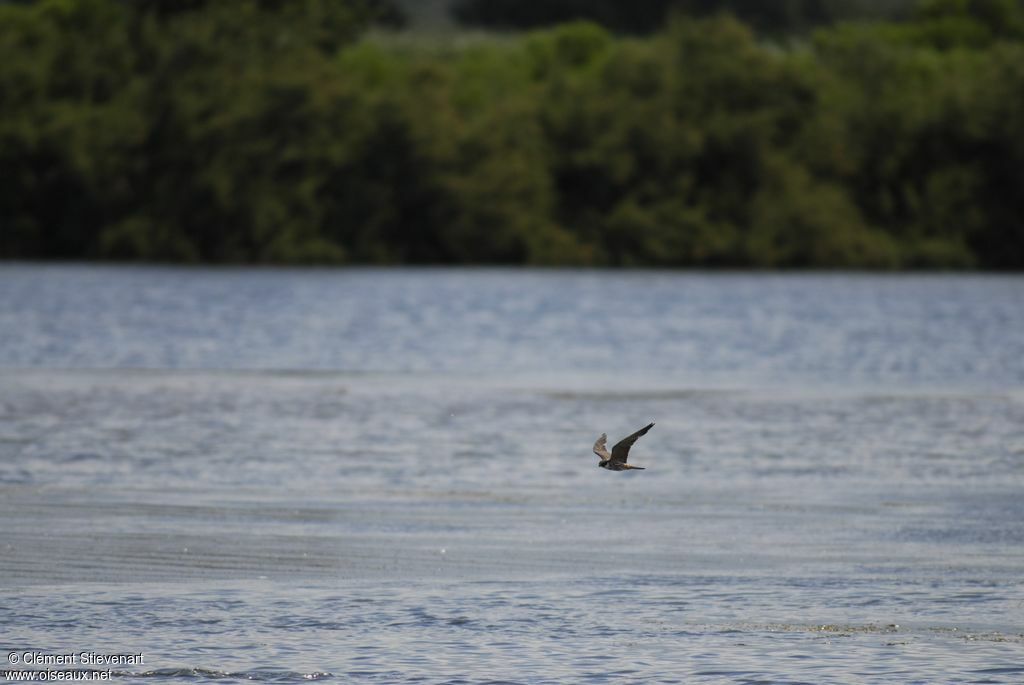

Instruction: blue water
[1,265,1022,683]
[2,265,1022,384]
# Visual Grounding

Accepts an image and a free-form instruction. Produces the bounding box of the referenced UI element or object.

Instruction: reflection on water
[1,266,1022,683]
[2,265,1022,384]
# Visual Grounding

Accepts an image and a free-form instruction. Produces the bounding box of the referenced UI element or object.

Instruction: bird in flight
[593,423,654,471]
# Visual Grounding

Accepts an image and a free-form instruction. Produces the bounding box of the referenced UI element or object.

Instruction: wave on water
[544,388,741,401]
[115,668,333,682]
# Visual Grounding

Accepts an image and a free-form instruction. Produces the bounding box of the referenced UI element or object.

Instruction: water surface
[1,266,1022,683]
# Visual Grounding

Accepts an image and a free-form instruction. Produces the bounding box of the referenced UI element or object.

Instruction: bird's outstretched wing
[610,423,654,464]
[593,433,611,461]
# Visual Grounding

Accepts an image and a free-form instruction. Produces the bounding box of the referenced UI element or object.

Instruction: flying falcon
[593,422,654,471]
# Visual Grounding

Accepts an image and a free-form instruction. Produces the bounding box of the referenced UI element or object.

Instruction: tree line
[450,0,918,35]
[1,0,1022,267]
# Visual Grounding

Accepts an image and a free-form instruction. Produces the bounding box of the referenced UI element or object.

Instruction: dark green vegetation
[450,0,916,35]
[2,0,1023,267]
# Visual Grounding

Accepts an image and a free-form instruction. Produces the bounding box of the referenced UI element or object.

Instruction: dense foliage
[2,0,1023,267]
[450,0,917,35]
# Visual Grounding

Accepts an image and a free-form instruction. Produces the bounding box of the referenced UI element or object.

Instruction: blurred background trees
[1,0,1022,267]
[449,0,917,34]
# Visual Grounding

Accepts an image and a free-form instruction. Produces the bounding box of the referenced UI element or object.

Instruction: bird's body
[600,460,645,472]
[593,423,654,471]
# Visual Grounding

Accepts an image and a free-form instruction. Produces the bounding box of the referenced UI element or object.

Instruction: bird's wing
[593,433,611,461]
[610,422,654,464]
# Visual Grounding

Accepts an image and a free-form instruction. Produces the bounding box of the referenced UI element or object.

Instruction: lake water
[1,265,1022,684]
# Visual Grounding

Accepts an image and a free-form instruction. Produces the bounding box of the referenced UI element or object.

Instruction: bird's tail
[627,465,646,470]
